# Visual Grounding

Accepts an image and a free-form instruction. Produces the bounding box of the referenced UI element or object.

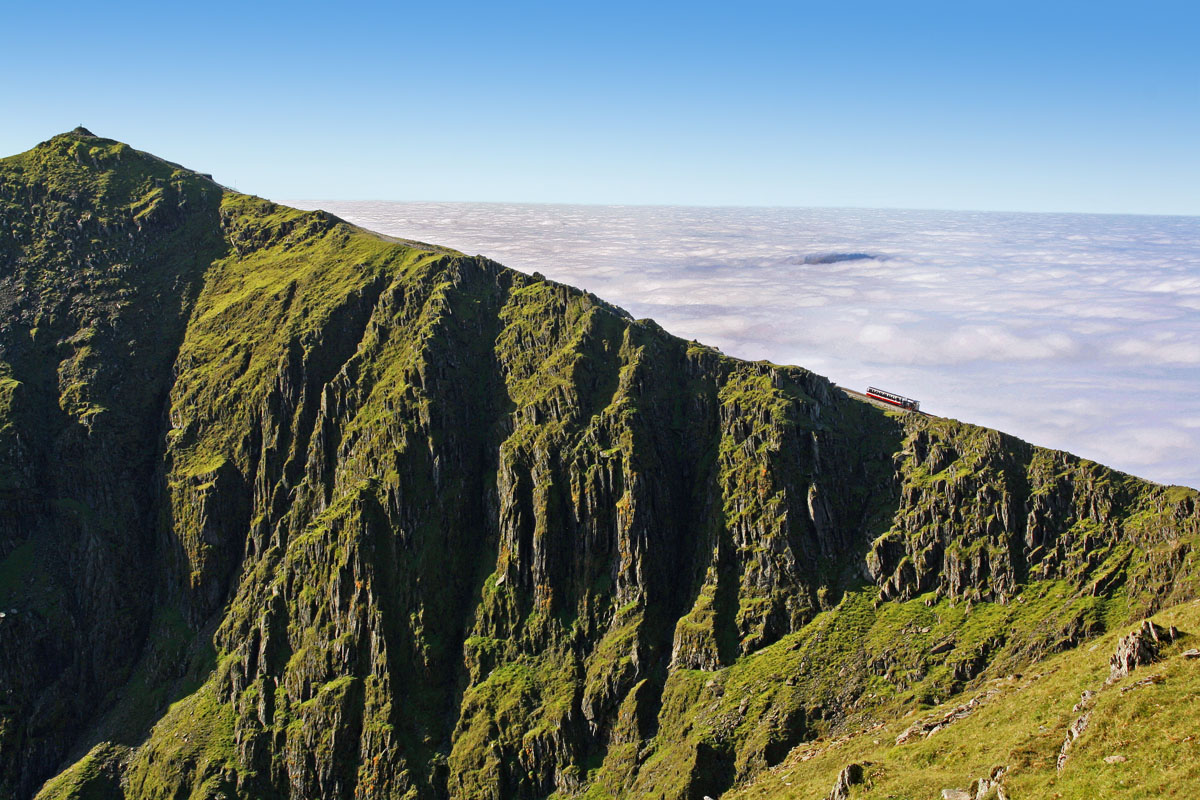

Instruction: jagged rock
[1057,710,1092,771]
[896,689,1000,745]
[825,762,865,800]
[942,790,971,800]
[1119,674,1164,693]
[970,765,1009,799]
[1109,620,1174,683]
[1183,648,1200,659]
[1057,688,1099,774]
[1104,754,1127,764]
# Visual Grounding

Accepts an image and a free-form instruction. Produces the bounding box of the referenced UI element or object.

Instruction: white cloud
[1110,336,1200,366]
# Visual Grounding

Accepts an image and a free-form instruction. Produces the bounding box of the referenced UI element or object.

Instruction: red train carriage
[865,386,920,412]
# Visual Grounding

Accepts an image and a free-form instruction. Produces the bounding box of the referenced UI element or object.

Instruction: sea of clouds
[292,201,1200,489]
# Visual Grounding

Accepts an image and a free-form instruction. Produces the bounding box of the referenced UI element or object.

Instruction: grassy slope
[731,599,1200,800]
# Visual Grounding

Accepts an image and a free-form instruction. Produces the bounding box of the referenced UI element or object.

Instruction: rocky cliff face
[1,131,1197,800]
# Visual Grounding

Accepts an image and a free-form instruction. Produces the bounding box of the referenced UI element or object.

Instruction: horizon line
[283,197,1200,221]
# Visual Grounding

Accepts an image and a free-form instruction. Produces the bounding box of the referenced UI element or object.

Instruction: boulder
[1108,620,1174,683]
[826,763,865,800]
[971,764,1009,799]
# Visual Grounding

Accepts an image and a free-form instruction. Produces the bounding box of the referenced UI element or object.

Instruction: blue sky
[3,0,1197,213]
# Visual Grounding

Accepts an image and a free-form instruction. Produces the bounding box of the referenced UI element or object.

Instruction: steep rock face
[0,132,226,797]
[0,131,1197,800]
[867,423,1151,605]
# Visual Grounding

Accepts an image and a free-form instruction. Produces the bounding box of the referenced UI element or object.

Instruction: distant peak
[71,126,96,137]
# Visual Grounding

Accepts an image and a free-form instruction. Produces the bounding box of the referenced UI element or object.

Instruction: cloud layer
[295,201,1200,488]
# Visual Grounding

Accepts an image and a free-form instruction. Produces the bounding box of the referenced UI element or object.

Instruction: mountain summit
[1,131,1197,800]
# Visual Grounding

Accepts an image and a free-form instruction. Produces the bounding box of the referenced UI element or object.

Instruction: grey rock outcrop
[826,762,865,800]
[1057,690,1096,771]
[896,689,999,745]
[1108,620,1175,683]
[971,765,1009,799]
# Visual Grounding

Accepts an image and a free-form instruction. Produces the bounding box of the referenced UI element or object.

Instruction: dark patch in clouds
[792,252,881,265]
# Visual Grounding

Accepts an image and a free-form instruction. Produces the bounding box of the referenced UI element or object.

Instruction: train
[865,386,920,412]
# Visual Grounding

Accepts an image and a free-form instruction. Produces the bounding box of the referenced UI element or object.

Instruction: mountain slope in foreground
[0,130,1196,800]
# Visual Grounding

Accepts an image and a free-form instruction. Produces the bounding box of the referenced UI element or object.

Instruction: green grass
[123,681,239,800]
[450,650,584,798]
[33,743,126,800]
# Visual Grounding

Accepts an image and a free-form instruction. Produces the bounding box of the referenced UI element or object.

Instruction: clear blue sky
[3,0,1197,214]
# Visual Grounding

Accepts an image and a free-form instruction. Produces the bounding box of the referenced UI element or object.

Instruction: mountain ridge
[0,130,1196,800]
